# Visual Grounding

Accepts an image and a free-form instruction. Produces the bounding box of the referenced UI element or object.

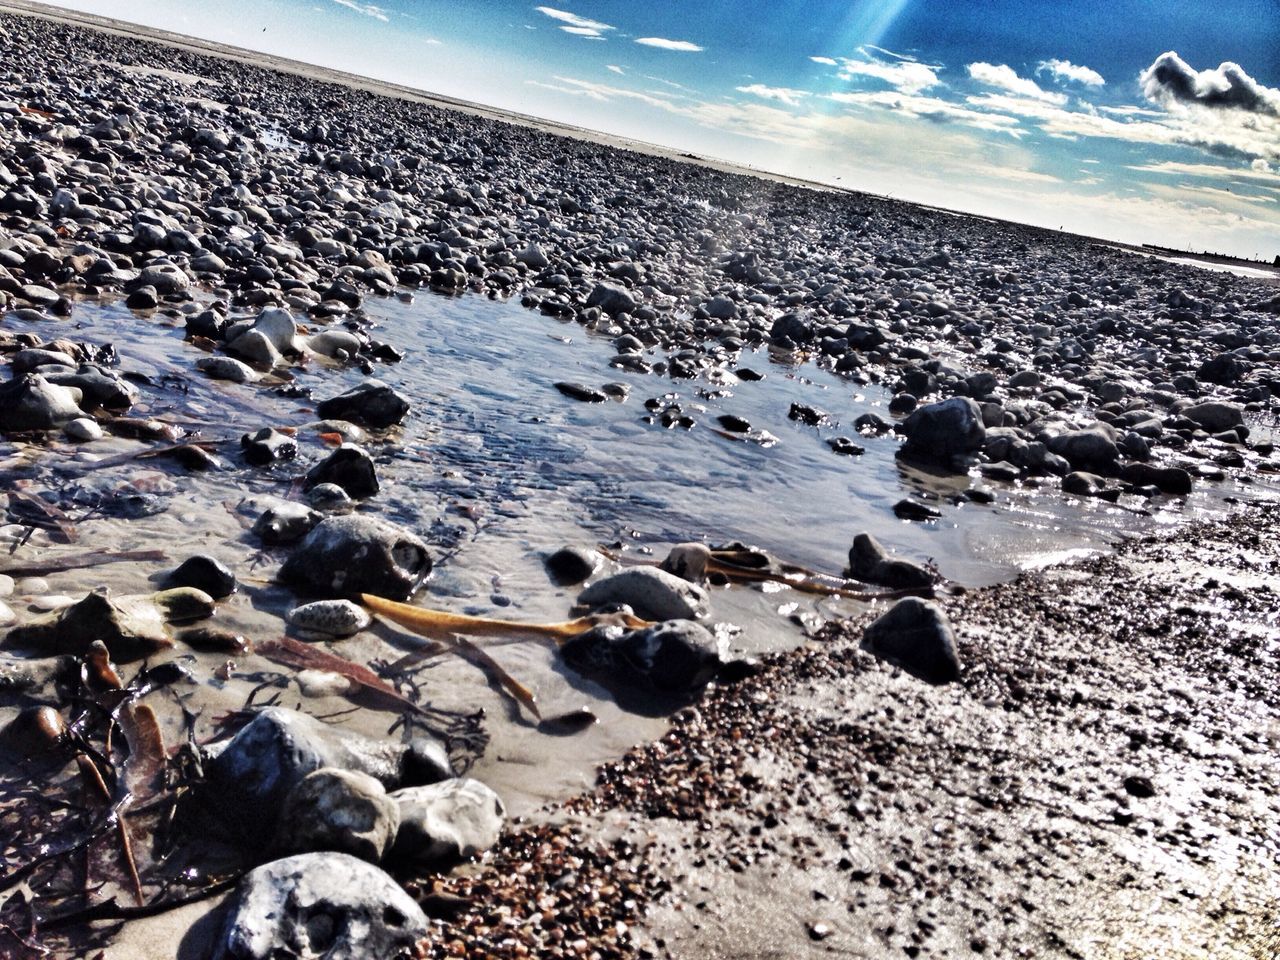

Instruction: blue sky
[38,0,1280,259]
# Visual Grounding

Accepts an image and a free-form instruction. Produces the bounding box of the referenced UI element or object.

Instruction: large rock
[204,708,449,842]
[279,515,430,599]
[304,444,379,499]
[846,533,933,590]
[586,282,637,316]
[277,768,400,862]
[212,853,428,960]
[1047,423,1119,471]
[862,597,960,685]
[388,778,505,868]
[1182,401,1244,433]
[0,374,85,431]
[315,380,410,429]
[560,619,727,693]
[898,397,985,466]
[1,589,216,660]
[577,567,709,621]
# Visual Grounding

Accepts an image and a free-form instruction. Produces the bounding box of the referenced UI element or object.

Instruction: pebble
[63,417,103,441]
[288,599,372,638]
[29,595,76,612]
[0,600,14,627]
[14,577,49,596]
[0,574,13,598]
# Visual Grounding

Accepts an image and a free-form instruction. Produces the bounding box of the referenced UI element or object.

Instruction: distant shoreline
[4,0,1276,279]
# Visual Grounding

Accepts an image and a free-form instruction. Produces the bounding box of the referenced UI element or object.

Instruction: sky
[34,0,1280,260]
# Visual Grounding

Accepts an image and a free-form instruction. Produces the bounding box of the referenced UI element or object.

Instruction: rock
[1061,471,1114,498]
[1119,463,1193,495]
[788,402,829,426]
[3,590,182,660]
[277,768,400,862]
[827,437,865,456]
[717,414,752,433]
[388,778,505,867]
[862,596,960,684]
[212,853,428,960]
[204,708,446,839]
[44,364,137,412]
[197,356,260,383]
[279,515,431,600]
[168,555,237,598]
[252,500,322,545]
[898,397,985,466]
[846,533,932,590]
[307,329,362,359]
[125,285,158,310]
[0,600,13,628]
[586,282,636,316]
[315,380,410,429]
[63,417,102,441]
[544,546,600,586]
[893,499,941,521]
[307,482,354,512]
[560,619,728,692]
[304,444,379,499]
[1182,401,1244,433]
[577,567,709,621]
[226,329,282,368]
[0,374,85,432]
[554,381,606,403]
[288,599,371,638]
[1048,424,1118,471]
[250,308,299,354]
[240,427,297,466]
[659,543,711,584]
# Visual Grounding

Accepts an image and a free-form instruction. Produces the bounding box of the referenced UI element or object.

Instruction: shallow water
[0,288,1267,815]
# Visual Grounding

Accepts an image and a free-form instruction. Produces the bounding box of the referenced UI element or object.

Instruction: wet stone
[862,596,961,685]
[388,777,506,868]
[545,545,600,586]
[555,381,607,403]
[288,599,371,638]
[168,555,238,599]
[212,852,428,960]
[893,499,942,521]
[303,443,379,499]
[314,380,410,429]
[578,567,710,621]
[279,515,431,600]
[252,500,322,546]
[277,768,400,863]
[240,427,298,466]
[846,533,932,590]
[560,619,729,693]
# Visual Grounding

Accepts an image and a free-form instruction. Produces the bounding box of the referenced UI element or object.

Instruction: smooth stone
[544,545,600,585]
[577,567,710,621]
[240,427,297,466]
[63,417,103,441]
[15,577,50,595]
[314,380,410,429]
[0,574,13,598]
[196,356,260,383]
[893,499,942,521]
[308,329,362,358]
[3,590,175,660]
[898,396,985,466]
[303,443,379,499]
[554,381,606,403]
[862,596,961,684]
[659,543,712,584]
[168,555,237,599]
[846,533,933,590]
[29,595,75,612]
[306,482,354,512]
[0,601,13,627]
[388,778,505,868]
[252,500,322,545]
[1182,401,1244,433]
[277,768,400,862]
[288,599,371,638]
[560,619,728,693]
[1048,424,1119,471]
[212,852,428,960]
[226,329,282,368]
[0,374,86,431]
[279,515,431,600]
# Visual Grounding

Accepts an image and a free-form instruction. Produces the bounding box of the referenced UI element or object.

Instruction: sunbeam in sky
[34,0,1280,260]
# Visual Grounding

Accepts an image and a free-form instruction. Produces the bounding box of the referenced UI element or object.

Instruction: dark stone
[893,499,941,521]
[314,380,410,429]
[554,381,606,403]
[862,597,960,684]
[846,533,932,590]
[304,444,380,499]
[279,515,431,600]
[168,555,237,599]
[240,427,297,466]
[560,619,727,693]
[544,545,599,586]
[898,397,985,466]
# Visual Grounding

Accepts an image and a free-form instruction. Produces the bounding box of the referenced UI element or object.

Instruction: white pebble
[30,594,75,612]
[64,417,104,442]
[295,669,354,697]
[15,577,50,596]
[0,600,14,627]
[288,599,371,637]
[0,574,13,598]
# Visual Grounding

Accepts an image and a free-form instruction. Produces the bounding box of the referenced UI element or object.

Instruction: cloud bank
[1140,51,1280,115]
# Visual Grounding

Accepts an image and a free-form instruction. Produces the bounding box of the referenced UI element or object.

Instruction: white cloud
[832,58,941,95]
[736,84,811,107]
[635,37,704,52]
[1252,159,1273,173]
[535,6,614,38]
[857,44,918,63]
[331,0,389,21]
[607,64,625,75]
[810,56,837,66]
[1141,51,1280,115]
[831,90,1024,136]
[1036,59,1105,87]
[967,63,1066,104]
[1127,159,1280,185]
